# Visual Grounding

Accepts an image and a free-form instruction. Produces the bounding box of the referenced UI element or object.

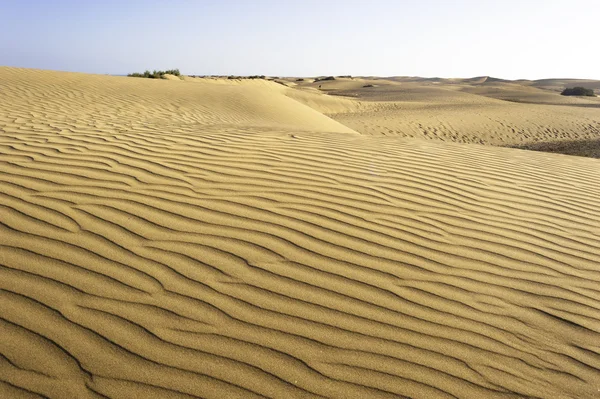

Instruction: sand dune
[1,67,600,398]
[0,68,355,134]
[330,100,600,145]
[293,77,600,145]
[531,78,600,92]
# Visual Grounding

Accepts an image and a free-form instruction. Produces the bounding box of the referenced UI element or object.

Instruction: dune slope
[292,77,600,146]
[1,68,600,399]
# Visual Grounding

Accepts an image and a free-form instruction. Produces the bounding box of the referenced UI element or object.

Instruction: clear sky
[1,0,598,79]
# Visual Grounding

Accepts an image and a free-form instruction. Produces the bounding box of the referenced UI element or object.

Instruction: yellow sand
[289,77,600,145]
[1,67,600,399]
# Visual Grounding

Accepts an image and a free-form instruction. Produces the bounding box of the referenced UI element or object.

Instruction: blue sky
[1,0,598,79]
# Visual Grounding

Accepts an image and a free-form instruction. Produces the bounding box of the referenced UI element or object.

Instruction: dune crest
[1,68,600,398]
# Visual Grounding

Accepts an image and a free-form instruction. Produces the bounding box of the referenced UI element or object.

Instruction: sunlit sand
[1,67,600,398]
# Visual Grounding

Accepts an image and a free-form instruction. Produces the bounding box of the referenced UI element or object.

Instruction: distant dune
[283,75,600,147]
[1,67,600,399]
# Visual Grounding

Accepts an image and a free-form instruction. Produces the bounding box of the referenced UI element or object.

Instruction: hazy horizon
[1,0,599,80]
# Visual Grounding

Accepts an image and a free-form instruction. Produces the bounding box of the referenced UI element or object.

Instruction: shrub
[363,84,374,88]
[296,78,305,81]
[127,69,181,79]
[561,87,595,96]
[315,76,335,82]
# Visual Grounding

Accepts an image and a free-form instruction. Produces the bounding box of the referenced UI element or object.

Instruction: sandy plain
[1,67,600,398]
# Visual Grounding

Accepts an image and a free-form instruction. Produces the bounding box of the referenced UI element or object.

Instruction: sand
[1,67,600,398]
[287,77,600,145]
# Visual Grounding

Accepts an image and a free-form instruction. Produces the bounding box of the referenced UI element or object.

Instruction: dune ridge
[1,68,600,398]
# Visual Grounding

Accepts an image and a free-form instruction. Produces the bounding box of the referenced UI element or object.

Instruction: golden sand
[1,68,599,398]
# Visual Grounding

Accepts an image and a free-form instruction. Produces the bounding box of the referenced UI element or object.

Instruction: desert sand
[1,67,600,398]
[286,76,600,146]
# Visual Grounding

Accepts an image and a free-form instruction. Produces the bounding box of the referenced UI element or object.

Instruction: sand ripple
[1,68,600,398]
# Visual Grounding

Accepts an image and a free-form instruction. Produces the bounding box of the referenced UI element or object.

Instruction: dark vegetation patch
[227,75,266,80]
[363,84,375,88]
[315,76,336,82]
[507,139,600,159]
[128,69,180,79]
[561,87,596,96]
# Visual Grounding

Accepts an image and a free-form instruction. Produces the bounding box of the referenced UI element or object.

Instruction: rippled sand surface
[1,68,600,398]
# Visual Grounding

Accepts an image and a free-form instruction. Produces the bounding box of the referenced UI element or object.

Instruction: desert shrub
[337,75,352,78]
[315,76,335,82]
[561,87,595,96]
[127,69,181,79]
[363,84,374,88]
[296,78,304,81]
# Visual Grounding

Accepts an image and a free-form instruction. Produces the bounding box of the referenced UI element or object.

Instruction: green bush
[561,87,595,96]
[127,69,181,79]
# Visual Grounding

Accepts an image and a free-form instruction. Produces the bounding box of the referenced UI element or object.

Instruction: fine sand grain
[1,68,600,398]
